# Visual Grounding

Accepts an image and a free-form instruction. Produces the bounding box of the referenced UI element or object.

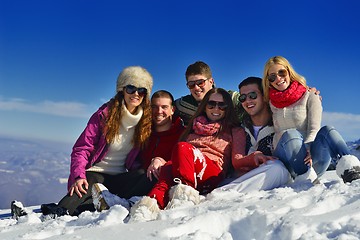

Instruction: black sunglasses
[239,91,258,103]
[186,78,208,89]
[206,100,228,110]
[124,85,147,97]
[267,69,288,82]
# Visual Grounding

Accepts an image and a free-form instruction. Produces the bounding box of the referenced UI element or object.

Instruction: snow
[1,171,360,240]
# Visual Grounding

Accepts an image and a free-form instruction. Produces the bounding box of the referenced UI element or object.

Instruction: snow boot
[165,178,200,209]
[129,196,160,222]
[336,155,360,183]
[92,183,110,211]
[11,200,28,220]
[92,183,132,211]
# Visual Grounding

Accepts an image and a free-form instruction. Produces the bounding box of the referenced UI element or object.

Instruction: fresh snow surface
[1,171,360,240]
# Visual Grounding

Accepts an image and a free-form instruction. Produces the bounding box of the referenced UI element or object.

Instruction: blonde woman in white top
[262,56,360,183]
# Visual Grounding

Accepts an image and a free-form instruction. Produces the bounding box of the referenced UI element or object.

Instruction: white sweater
[270,91,322,149]
[87,103,143,175]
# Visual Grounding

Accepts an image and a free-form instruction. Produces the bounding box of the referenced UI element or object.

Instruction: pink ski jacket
[67,104,109,190]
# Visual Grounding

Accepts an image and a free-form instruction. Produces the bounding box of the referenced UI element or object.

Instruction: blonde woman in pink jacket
[129,88,247,222]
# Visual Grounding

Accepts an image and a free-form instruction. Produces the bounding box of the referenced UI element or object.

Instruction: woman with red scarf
[262,56,360,184]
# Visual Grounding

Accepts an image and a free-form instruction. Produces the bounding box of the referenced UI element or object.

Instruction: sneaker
[92,183,131,211]
[336,155,360,183]
[165,178,200,209]
[11,200,28,220]
[129,196,160,222]
[40,203,69,218]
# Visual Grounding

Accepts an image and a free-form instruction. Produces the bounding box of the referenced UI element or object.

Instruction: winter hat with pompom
[116,66,153,95]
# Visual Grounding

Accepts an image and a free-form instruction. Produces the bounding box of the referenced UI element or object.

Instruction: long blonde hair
[103,91,152,149]
[262,56,307,102]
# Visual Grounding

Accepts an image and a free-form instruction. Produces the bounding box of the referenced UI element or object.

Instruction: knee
[281,129,303,140]
[315,126,342,143]
[173,142,193,153]
[277,129,304,149]
[171,142,195,162]
[279,129,304,147]
[317,125,336,136]
[175,141,191,149]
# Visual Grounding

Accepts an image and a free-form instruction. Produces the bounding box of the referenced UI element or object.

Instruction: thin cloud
[0,97,92,118]
[322,111,360,141]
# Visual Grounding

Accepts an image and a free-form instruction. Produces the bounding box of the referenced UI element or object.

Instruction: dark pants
[58,169,156,216]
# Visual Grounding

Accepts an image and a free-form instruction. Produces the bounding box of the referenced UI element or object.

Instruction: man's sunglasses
[267,69,288,82]
[239,91,258,103]
[124,85,147,97]
[186,78,208,89]
[206,100,228,110]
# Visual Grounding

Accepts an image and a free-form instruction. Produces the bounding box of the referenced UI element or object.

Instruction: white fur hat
[116,66,153,95]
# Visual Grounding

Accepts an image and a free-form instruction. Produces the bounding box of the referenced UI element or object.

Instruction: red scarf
[269,81,307,108]
[193,116,221,136]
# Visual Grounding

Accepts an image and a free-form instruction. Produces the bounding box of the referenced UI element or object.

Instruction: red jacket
[140,117,185,169]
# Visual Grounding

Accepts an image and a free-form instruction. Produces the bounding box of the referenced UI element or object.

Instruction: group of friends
[11,56,360,222]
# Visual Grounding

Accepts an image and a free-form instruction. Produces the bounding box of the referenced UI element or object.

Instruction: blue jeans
[274,126,350,178]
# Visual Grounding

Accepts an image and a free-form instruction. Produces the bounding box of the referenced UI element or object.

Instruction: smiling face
[268,64,291,91]
[123,89,145,113]
[240,83,266,118]
[187,74,214,102]
[205,93,226,122]
[151,97,174,132]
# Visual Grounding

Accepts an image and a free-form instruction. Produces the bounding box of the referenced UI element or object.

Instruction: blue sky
[1,0,360,143]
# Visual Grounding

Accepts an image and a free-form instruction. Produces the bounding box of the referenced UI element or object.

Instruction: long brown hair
[179,88,237,141]
[103,91,152,149]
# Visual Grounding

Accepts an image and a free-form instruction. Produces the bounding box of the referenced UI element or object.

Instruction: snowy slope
[0,138,359,239]
[1,171,360,239]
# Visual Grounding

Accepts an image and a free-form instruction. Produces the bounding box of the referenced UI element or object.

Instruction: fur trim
[116,66,153,95]
[166,183,200,209]
[129,196,159,222]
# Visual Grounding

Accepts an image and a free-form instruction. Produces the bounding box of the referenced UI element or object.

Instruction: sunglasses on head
[186,78,208,89]
[239,91,258,103]
[267,69,288,82]
[206,100,228,110]
[124,85,147,97]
